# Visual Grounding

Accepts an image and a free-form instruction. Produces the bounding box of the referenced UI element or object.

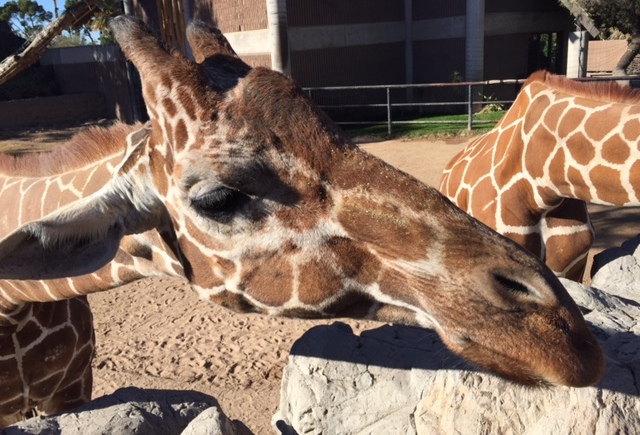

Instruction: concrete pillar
[267,0,290,75]
[566,30,589,78]
[405,0,413,85]
[405,0,414,103]
[465,0,485,82]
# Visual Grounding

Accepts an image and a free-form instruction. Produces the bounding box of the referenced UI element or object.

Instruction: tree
[62,0,121,45]
[559,0,640,75]
[0,0,99,86]
[0,0,52,40]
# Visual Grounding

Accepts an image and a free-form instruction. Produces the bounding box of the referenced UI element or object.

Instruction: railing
[303,75,640,136]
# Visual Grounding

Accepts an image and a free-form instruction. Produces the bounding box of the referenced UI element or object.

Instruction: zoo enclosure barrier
[302,76,640,136]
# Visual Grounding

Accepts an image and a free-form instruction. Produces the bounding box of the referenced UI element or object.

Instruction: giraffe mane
[0,123,140,177]
[527,70,640,105]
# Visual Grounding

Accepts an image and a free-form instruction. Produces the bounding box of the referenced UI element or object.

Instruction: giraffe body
[441,71,640,280]
[0,21,603,425]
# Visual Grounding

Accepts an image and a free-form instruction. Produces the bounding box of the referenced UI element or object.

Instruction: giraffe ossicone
[0,18,603,425]
[440,70,640,280]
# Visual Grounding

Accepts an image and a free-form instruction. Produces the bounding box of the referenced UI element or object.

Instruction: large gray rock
[591,235,640,298]
[6,387,245,435]
[274,239,640,434]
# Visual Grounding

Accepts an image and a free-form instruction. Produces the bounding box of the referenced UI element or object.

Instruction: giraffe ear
[0,128,160,280]
[110,15,175,71]
[186,21,239,62]
[186,21,252,92]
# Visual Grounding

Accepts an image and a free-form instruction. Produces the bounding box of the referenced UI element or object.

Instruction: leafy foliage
[559,0,640,38]
[62,0,121,44]
[0,0,52,40]
[559,0,640,74]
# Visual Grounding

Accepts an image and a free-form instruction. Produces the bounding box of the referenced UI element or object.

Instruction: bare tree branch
[0,0,99,86]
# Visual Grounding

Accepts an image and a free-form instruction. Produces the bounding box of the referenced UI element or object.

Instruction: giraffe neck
[0,124,183,308]
[521,78,640,207]
[0,124,136,236]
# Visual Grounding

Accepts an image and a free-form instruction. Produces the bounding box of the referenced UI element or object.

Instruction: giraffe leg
[542,199,594,281]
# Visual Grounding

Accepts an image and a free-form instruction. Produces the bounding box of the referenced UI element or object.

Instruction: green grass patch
[345,110,505,141]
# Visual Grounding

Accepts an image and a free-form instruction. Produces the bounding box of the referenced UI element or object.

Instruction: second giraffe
[441,70,640,281]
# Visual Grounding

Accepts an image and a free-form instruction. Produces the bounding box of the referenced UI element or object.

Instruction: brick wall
[191,0,267,33]
[0,93,106,128]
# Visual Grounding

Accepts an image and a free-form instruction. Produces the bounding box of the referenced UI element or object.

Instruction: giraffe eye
[191,187,249,220]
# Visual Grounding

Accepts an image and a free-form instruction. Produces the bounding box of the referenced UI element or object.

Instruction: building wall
[292,43,405,87]
[191,0,267,33]
[41,45,135,122]
[284,0,571,88]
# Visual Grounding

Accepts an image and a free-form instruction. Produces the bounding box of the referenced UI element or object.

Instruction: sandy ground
[1,127,638,433]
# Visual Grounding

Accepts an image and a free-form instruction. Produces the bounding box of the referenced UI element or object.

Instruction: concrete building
[133,0,573,87]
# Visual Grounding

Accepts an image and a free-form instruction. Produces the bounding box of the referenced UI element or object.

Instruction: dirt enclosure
[0,124,638,433]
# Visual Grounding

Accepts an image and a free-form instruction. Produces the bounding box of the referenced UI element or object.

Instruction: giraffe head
[0,16,603,387]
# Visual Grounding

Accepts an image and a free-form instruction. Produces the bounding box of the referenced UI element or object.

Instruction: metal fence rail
[303,76,640,135]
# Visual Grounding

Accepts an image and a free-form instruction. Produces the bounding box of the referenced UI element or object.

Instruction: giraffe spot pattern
[565,132,595,166]
[500,179,535,227]
[543,100,568,131]
[623,117,640,141]
[567,166,592,202]
[590,165,628,204]
[631,160,640,200]
[440,71,640,279]
[525,126,555,180]
[583,107,621,142]
[557,107,585,138]
[601,134,631,164]
[522,94,551,135]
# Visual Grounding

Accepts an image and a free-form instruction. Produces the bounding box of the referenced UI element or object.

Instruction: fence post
[467,84,473,131]
[386,87,392,136]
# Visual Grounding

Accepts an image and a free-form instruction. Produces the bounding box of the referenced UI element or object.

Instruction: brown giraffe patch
[150,147,171,197]
[276,183,330,231]
[565,132,595,166]
[14,320,44,349]
[499,93,529,126]
[162,98,178,117]
[601,135,631,164]
[543,100,569,131]
[567,166,592,202]
[327,237,379,285]
[174,119,189,152]
[557,108,586,139]
[522,94,551,135]
[243,255,294,307]
[469,178,497,228]
[178,88,198,121]
[26,327,78,374]
[455,187,470,210]
[525,125,556,179]
[630,160,640,199]
[297,257,342,305]
[546,147,566,188]
[590,165,628,203]
[209,291,258,313]
[143,83,157,106]
[584,107,623,142]
[463,150,493,186]
[536,186,560,207]
[622,117,640,141]
[338,198,431,262]
[500,179,535,226]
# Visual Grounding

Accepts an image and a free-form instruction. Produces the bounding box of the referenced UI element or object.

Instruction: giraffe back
[440,70,640,279]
